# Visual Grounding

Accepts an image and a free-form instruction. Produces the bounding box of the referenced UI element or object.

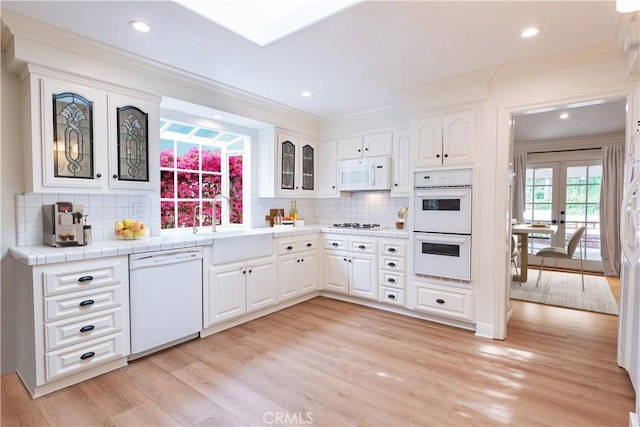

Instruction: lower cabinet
[15,256,130,397]
[413,282,475,321]
[277,234,320,302]
[206,256,277,326]
[323,235,378,300]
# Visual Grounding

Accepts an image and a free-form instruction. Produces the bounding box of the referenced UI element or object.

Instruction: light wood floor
[2,296,635,426]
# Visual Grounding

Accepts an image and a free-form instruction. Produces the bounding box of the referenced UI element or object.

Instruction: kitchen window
[159,119,246,230]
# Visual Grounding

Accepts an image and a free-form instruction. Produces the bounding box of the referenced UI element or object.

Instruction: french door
[524,158,603,273]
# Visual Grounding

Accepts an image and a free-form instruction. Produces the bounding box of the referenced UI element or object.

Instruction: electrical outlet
[132,203,146,218]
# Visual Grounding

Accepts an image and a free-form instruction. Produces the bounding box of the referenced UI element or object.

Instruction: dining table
[511,223,558,282]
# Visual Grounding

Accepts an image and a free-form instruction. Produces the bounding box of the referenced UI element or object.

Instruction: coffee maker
[43,202,86,247]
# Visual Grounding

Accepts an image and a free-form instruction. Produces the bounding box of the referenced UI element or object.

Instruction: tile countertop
[10,225,410,266]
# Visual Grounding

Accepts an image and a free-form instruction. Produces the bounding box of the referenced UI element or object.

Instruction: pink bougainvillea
[160,147,243,229]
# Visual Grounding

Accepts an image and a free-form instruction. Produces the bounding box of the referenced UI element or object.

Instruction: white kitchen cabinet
[15,256,130,397]
[323,235,378,300]
[378,239,407,306]
[413,109,478,168]
[317,139,338,197]
[257,128,317,198]
[337,131,392,160]
[21,65,160,193]
[277,235,319,301]
[413,281,475,321]
[206,256,277,325]
[391,129,411,197]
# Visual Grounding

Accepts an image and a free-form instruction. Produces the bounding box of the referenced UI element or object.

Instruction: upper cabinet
[317,139,338,198]
[256,128,317,198]
[391,129,411,197]
[412,109,479,168]
[21,65,160,193]
[337,131,392,160]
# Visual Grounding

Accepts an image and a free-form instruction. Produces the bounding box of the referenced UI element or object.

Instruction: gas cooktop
[332,223,381,229]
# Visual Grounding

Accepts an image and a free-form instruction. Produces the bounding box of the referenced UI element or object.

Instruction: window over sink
[159,118,246,230]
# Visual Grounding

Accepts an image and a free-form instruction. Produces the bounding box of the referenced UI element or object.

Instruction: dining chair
[535,225,586,291]
[511,235,522,286]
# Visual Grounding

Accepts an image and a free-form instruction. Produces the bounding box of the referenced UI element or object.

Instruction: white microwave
[337,156,392,191]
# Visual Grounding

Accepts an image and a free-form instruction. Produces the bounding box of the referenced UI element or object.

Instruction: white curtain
[600,146,624,276]
[512,153,527,223]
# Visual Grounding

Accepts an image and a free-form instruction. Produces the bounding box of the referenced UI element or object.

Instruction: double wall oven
[413,168,473,280]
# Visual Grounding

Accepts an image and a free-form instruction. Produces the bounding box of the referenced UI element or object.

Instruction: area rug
[510,270,619,315]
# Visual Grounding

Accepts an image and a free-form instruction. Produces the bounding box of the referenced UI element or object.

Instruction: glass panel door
[525,160,603,273]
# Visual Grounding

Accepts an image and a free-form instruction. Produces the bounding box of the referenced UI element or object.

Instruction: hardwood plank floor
[2,296,635,426]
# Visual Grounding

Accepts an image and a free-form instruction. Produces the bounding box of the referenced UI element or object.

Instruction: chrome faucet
[192,204,201,234]
[212,194,231,232]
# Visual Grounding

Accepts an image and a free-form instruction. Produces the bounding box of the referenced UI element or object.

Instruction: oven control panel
[414,168,472,188]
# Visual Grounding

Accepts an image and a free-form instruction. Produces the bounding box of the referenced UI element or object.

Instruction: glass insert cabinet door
[302,143,314,190]
[116,106,149,182]
[53,92,94,179]
[281,139,295,190]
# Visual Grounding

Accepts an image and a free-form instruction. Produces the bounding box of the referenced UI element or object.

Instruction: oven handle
[415,234,468,244]
[415,190,469,198]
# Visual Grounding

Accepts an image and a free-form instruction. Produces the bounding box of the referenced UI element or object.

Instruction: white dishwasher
[129,247,203,358]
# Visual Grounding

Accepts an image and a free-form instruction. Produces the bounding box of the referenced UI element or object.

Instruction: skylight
[172,0,361,46]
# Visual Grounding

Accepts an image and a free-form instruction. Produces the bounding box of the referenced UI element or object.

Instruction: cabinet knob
[436,298,445,304]
[297,259,300,263]
[343,258,347,261]
[358,149,361,152]
[332,242,339,247]
[388,278,396,283]
[306,243,312,247]
[286,245,293,250]
[388,262,396,267]
[395,183,398,187]
[96,173,102,178]
[436,154,440,158]
[243,270,247,274]
[364,147,368,151]
[444,154,448,158]
[332,186,335,189]
[301,258,304,262]
[388,248,396,253]
[388,294,396,300]
[358,245,365,250]
[112,174,118,179]
[248,269,252,274]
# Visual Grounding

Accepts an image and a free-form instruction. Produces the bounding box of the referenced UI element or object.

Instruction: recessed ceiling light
[616,0,640,13]
[521,27,539,38]
[301,91,312,97]
[559,112,569,120]
[212,114,224,120]
[130,20,150,32]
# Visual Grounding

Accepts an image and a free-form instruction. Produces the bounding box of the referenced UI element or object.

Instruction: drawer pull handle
[286,245,293,250]
[332,242,339,247]
[358,245,365,250]
[80,352,95,360]
[79,325,95,333]
[436,298,445,304]
[78,275,94,283]
[388,278,396,283]
[388,262,396,267]
[79,299,95,307]
[389,248,397,253]
[388,294,396,299]
[306,243,312,247]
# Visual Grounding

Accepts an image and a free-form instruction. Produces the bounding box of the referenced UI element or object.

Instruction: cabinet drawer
[379,256,405,272]
[43,261,125,296]
[45,332,126,381]
[324,236,348,250]
[299,236,318,251]
[45,286,122,322]
[415,285,474,321]
[379,240,406,257]
[379,271,405,289]
[380,287,405,306]
[45,307,123,351]
[277,238,299,255]
[349,239,377,253]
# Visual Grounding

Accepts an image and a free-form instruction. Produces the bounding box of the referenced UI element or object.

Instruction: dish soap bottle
[289,200,298,221]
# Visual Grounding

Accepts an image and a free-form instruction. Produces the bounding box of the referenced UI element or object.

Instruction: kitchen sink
[209,231,273,264]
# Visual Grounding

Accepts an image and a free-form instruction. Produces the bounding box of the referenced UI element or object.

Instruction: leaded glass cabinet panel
[52,92,94,179]
[116,106,149,182]
[281,139,295,190]
[302,143,314,190]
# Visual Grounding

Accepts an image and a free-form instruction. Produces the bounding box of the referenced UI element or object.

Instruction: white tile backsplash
[16,193,161,246]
